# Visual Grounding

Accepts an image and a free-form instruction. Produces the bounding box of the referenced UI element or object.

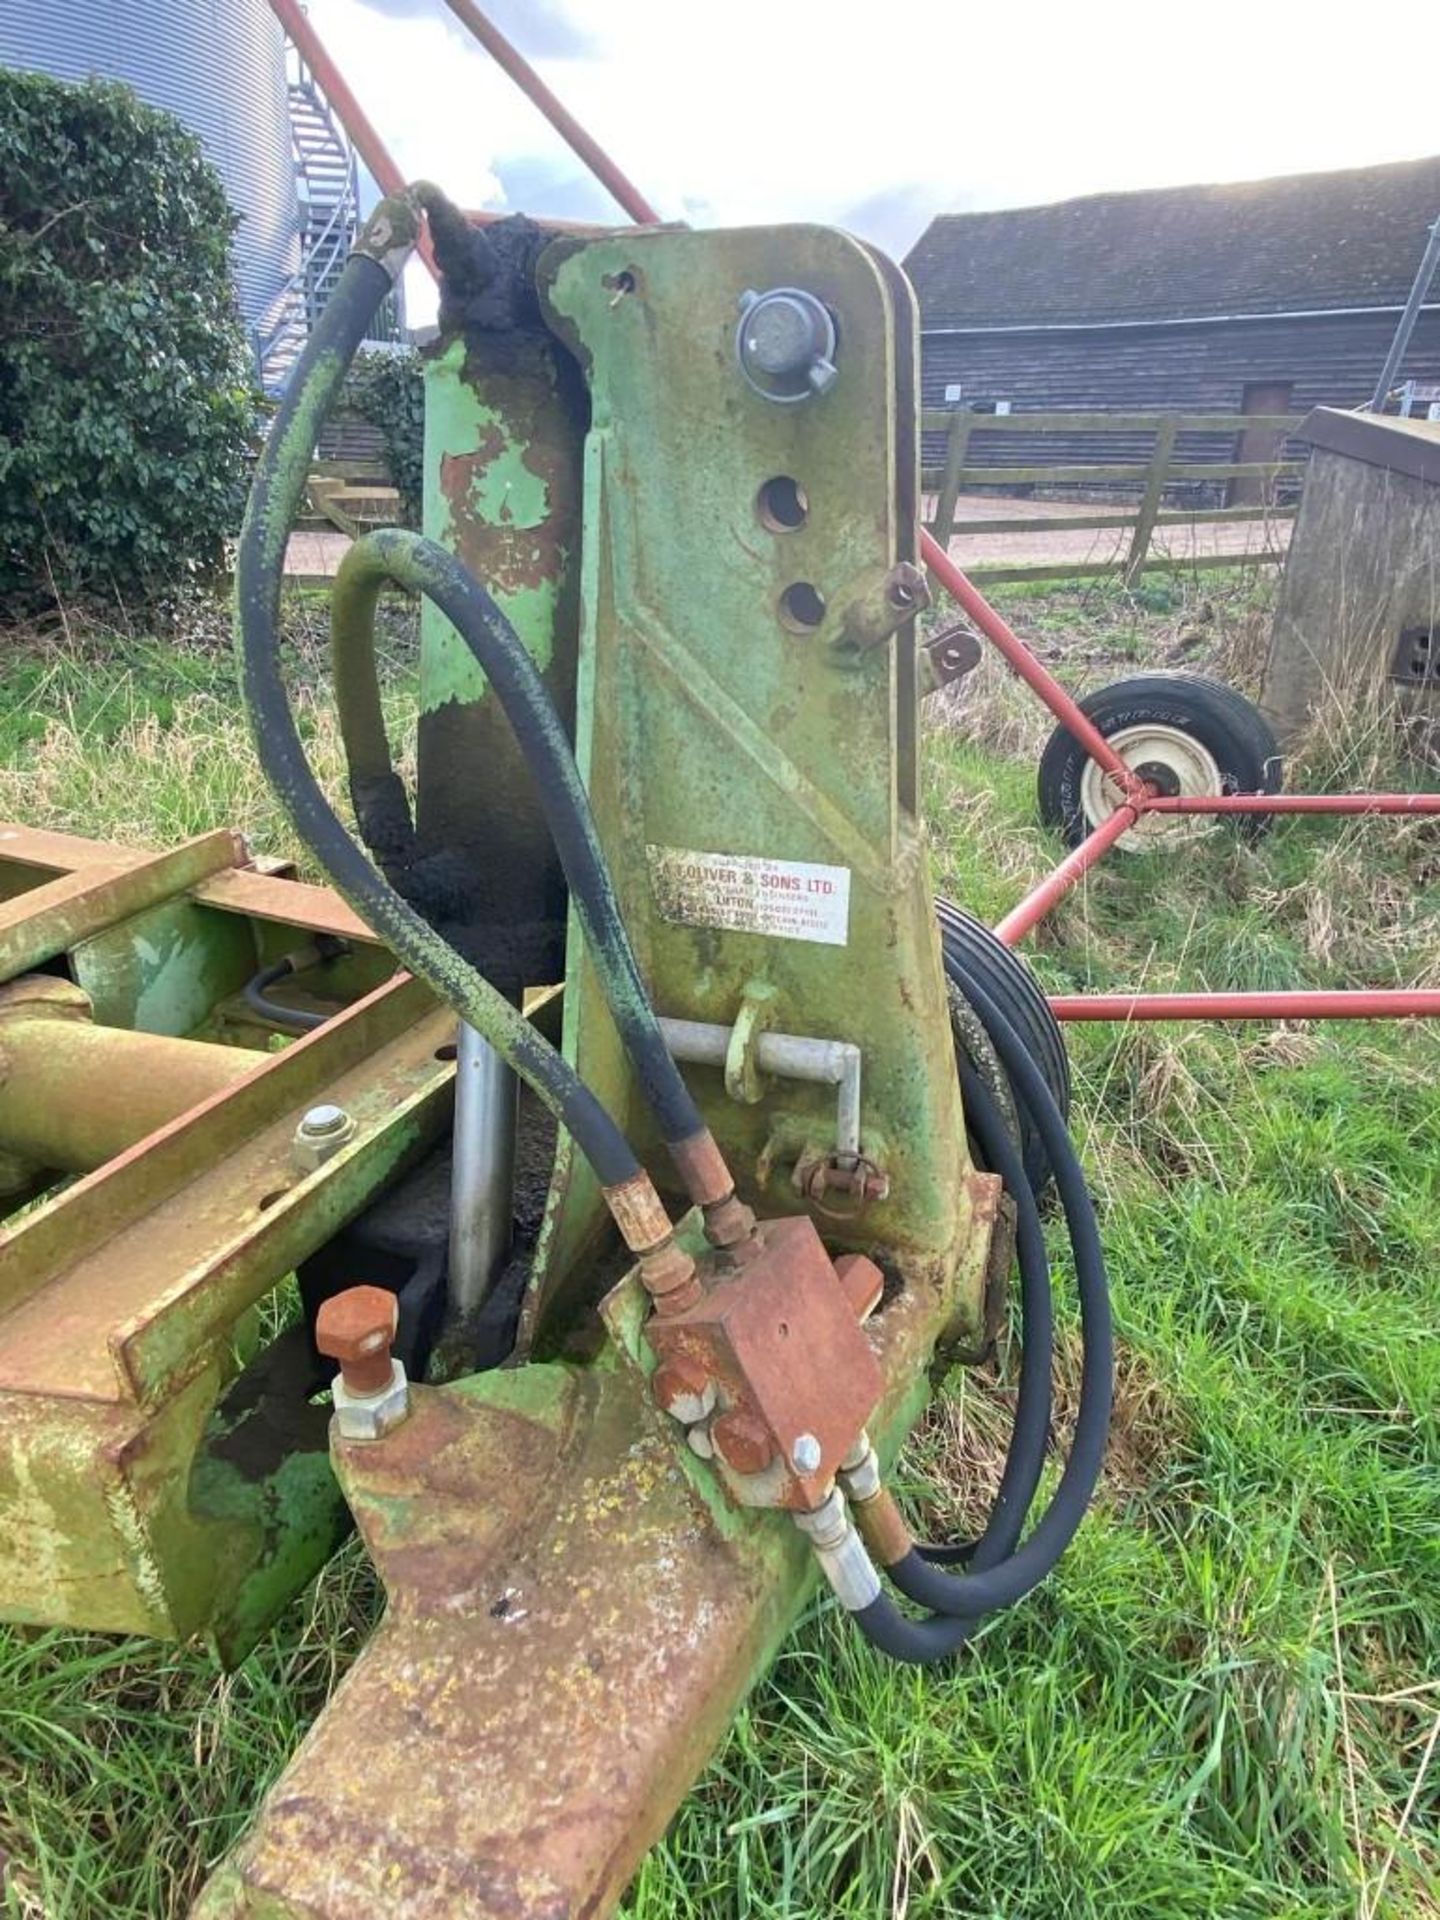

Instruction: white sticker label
[647,846,851,947]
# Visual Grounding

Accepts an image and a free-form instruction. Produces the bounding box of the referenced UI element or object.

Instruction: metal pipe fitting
[793,1489,882,1613]
[838,1430,882,1504]
[659,1017,862,1159]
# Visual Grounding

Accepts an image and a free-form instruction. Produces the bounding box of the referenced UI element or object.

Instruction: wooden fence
[922,408,1305,585]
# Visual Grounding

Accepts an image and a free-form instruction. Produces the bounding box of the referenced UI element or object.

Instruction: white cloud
[307,0,1438,324]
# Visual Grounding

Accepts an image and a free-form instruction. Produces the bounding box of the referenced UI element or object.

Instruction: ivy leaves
[0,70,256,609]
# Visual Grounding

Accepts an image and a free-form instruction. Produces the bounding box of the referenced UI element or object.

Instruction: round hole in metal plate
[435,1043,458,1062]
[757,476,809,532]
[778,581,826,633]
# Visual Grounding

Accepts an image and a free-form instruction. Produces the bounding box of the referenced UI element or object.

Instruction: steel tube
[658,1018,862,1158]
[1049,989,1440,1022]
[1146,791,1440,815]
[1369,214,1440,412]
[992,804,1140,947]
[447,1021,518,1315]
[0,981,256,1172]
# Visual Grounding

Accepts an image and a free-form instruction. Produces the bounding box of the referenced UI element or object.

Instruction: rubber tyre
[1036,672,1283,848]
[936,899,1071,1197]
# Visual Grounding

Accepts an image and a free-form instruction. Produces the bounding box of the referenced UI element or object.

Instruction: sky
[305,0,1439,325]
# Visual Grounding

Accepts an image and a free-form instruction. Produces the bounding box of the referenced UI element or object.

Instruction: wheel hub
[1081,723,1224,848]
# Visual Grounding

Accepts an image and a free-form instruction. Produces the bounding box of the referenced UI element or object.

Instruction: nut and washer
[292,1102,357,1173]
[316,1286,409,1442]
[332,1358,410,1442]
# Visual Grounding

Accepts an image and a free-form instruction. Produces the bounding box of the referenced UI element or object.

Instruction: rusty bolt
[712,1409,775,1476]
[652,1357,717,1426]
[315,1285,398,1397]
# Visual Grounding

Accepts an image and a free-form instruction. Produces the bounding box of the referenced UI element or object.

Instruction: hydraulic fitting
[838,1431,913,1568]
[794,1489,882,1612]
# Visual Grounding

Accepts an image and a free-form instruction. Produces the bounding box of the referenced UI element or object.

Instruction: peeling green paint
[420,337,564,711]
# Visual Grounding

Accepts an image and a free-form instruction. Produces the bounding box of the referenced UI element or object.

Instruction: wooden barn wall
[918,309,1440,478]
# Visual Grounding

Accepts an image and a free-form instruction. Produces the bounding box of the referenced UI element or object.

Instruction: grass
[1,569,1437,1917]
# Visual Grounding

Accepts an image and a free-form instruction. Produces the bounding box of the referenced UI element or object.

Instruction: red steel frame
[268,0,1440,1028]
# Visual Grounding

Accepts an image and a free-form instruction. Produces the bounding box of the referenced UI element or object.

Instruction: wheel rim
[1079,722,1224,848]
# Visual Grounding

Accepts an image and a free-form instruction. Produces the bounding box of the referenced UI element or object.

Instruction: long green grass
[1,574,1436,1917]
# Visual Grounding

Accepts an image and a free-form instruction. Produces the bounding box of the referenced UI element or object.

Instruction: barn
[905,155,1440,477]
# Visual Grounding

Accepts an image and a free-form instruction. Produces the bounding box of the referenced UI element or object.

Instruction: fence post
[1124,415,1178,584]
[930,406,975,553]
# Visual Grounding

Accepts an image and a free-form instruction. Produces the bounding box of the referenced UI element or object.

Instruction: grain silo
[0,0,301,366]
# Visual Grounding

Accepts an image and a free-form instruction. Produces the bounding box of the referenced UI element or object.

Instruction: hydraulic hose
[945,1058,1054,1572]
[329,527,723,1192]
[843,967,1113,1664]
[235,200,664,1226]
[242,956,329,1034]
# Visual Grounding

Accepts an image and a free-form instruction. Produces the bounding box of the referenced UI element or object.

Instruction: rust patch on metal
[599,1172,673,1253]
[316,1286,398,1395]
[645,1213,882,1509]
[851,1485,914,1568]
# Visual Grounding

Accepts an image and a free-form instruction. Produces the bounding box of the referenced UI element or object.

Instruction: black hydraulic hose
[944,1058,1054,1573]
[869,972,1112,1627]
[242,957,328,1034]
[846,970,1113,1665]
[234,221,644,1193]
[330,527,710,1162]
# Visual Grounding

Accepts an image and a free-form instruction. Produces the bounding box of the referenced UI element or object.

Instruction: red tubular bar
[992,804,1139,947]
[268,0,438,279]
[1050,989,1440,1021]
[1146,791,1440,816]
[439,0,660,225]
[917,531,1147,795]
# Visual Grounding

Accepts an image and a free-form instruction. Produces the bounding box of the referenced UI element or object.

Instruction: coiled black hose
[944,1058,1054,1573]
[850,966,1113,1665]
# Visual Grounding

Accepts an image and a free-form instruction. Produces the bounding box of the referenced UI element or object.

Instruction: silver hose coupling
[838,1429,882,1503]
[793,1488,882,1613]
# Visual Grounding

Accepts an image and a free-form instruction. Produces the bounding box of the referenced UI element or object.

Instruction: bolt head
[711,1409,775,1476]
[790,1432,823,1475]
[301,1103,348,1136]
[316,1285,398,1396]
[652,1359,717,1427]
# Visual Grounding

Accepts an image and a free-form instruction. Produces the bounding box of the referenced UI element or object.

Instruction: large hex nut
[332,1358,410,1442]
